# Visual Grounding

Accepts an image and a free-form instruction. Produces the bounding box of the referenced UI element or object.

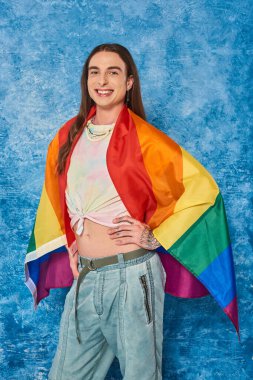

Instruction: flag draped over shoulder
[25,104,239,336]
[25,119,75,304]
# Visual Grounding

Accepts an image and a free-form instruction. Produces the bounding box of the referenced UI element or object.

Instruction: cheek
[87,88,93,98]
[112,78,127,89]
[87,78,95,88]
[87,80,95,96]
[115,83,127,95]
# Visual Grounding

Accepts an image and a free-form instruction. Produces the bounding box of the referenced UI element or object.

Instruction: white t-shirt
[65,118,130,235]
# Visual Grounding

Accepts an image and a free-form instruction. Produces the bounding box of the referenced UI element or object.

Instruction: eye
[108,71,119,75]
[89,70,98,75]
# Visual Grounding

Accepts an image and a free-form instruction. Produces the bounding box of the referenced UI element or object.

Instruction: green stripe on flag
[27,223,36,253]
[169,192,230,276]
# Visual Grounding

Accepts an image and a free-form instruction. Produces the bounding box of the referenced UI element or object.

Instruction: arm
[108,216,160,250]
[68,249,79,279]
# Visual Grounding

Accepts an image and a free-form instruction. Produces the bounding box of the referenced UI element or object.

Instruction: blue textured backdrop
[1,0,252,379]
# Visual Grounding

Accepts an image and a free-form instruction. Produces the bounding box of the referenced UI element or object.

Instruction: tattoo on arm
[140,227,160,250]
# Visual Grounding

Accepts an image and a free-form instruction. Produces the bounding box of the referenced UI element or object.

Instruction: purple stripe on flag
[37,251,73,304]
[157,247,209,298]
[223,296,239,335]
[27,245,68,285]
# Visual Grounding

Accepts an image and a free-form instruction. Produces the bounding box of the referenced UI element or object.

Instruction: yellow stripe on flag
[34,184,65,248]
[153,148,219,249]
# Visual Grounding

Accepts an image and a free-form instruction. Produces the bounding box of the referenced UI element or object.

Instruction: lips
[95,89,114,96]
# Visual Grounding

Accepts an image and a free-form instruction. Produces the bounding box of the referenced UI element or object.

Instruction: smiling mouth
[95,89,114,96]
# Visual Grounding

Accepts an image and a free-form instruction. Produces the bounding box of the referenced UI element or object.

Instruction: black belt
[75,247,149,343]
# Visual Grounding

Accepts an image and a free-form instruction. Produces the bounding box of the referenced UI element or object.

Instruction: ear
[127,75,134,91]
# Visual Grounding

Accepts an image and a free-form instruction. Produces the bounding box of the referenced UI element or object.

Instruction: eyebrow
[88,66,123,72]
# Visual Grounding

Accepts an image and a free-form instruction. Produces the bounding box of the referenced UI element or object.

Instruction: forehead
[89,51,127,71]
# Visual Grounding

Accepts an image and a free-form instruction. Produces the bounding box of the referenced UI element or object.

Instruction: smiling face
[87,51,134,112]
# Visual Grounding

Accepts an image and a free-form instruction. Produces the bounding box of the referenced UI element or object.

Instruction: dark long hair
[57,43,146,174]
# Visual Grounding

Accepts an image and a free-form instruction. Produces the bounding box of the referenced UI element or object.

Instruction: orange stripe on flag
[129,110,184,229]
[45,132,65,233]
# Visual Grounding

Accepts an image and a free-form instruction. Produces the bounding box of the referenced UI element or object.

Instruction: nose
[98,72,108,86]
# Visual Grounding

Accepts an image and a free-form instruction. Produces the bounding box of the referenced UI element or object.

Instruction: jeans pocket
[139,274,153,324]
[156,254,166,289]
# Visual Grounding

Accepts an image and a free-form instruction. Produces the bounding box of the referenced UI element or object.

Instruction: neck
[93,103,125,125]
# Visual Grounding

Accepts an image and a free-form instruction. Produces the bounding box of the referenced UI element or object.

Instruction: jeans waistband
[78,248,155,272]
[75,248,155,343]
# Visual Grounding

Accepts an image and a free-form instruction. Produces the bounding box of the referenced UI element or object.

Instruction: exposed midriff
[73,218,140,258]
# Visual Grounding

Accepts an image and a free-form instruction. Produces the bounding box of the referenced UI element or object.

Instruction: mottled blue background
[1,0,252,379]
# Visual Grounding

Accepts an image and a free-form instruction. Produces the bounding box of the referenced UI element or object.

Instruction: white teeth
[97,90,113,94]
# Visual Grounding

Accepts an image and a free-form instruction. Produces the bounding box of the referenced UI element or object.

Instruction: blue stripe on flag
[198,244,236,308]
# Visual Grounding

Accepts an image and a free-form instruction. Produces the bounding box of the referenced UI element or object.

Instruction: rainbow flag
[25,105,239,336]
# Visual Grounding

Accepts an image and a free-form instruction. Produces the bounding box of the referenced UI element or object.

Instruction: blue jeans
[48,250,166,380]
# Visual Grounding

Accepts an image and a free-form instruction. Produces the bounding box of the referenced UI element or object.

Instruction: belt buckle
[87,259,97,271]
